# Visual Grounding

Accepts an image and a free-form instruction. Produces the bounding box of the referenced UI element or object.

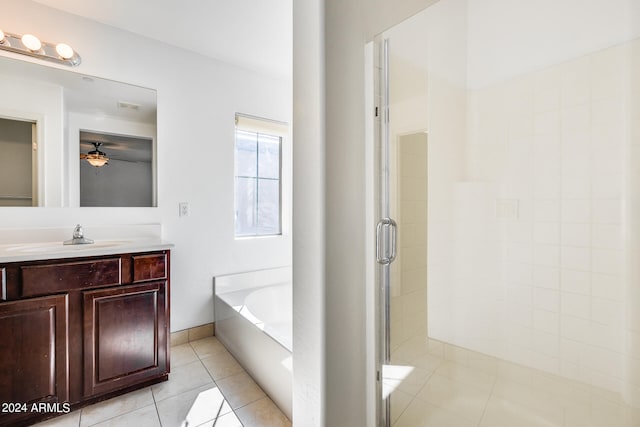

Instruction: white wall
[292,0,325,424]
[467,0,640,88]
[0,0,292,332]
[325,0,368,425]
[364,0,442,38]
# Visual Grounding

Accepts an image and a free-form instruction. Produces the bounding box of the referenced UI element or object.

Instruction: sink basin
[5,240,130,253]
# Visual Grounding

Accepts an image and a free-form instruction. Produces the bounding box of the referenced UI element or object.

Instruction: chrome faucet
[63,224,94,245]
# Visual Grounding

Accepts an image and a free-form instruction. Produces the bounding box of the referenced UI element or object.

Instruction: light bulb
[55,43,74,60]
[21,34,41,51]
[87,156,109,167]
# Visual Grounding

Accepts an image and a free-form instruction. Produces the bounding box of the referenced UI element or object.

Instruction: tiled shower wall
[389,74,467,351]
[625,38,640,407]
[392,133,428,346]
[429,39,638,400]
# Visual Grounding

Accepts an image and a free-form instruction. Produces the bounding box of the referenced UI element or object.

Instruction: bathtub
[213,267,292,419]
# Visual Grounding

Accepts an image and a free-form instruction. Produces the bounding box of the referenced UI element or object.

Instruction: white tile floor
[386,337,640,427]
[34,337,291,427]
[32,333,640,426]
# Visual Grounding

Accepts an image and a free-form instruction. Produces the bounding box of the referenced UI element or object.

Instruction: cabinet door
[83,281,168,397]
[0,295,69,425]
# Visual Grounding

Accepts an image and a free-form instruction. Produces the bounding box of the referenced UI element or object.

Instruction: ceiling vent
[117,101,140,111]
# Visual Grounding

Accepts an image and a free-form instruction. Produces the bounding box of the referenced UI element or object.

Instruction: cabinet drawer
[133,253,167,282]
[21,258,121,297]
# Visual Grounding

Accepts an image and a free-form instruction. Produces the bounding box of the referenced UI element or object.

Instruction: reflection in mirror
[80,131,154,207]
[0,54,157,207]
[0,117,37,206]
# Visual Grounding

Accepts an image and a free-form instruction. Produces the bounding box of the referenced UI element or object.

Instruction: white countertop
[0,238,174,263]
[0,224,173,263]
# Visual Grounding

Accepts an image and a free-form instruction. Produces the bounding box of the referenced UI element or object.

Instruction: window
[234,114,287,237]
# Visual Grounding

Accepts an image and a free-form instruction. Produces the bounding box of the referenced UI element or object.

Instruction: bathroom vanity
[0,238,171,426]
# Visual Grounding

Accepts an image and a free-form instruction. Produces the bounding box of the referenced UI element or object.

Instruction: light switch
[179,202,189,217]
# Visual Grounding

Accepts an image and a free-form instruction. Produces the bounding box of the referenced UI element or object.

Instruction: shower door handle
[376,217,397,265]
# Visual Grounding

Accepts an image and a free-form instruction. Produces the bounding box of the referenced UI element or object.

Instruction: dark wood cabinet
[83,281,168,396]
[0,250,170,426]
[0,295,68,426]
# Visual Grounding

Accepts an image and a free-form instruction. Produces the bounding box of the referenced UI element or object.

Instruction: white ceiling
[33,0,292,79]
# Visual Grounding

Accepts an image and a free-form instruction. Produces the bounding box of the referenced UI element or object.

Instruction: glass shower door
[375,0,640,426]
[375,32,431,426]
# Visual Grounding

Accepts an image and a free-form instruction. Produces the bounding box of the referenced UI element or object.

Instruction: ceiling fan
[80,141,109,167]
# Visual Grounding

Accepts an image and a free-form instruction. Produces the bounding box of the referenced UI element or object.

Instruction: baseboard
[170,322,215,347]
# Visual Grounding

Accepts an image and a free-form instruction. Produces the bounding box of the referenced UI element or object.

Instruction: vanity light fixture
[21,34,42,51]
[81,142,109,167]
[0,29,81,66]
[55,43,74,60]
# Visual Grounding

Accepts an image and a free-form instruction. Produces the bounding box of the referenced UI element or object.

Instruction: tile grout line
[179,337,290,426]
[150,387,163,427]
[188,338,246,426]
[476,371,499,427]
[150,384,158,404]
[387,351,439,425]
[391,393,417,427]
[90,389,160,427]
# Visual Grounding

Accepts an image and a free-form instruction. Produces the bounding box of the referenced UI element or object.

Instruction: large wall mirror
[0,54,157,207]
